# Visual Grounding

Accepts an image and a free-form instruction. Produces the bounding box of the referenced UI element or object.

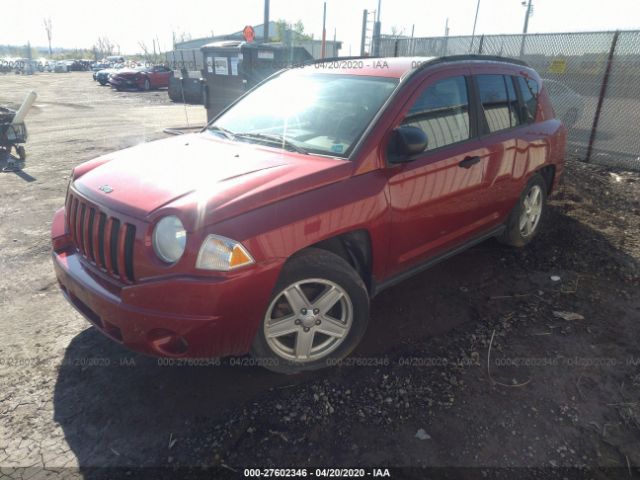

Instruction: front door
[386,68,496,276]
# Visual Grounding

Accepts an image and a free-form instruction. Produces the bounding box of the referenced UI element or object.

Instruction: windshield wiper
[207,125,236,141]
[234,132,309,154]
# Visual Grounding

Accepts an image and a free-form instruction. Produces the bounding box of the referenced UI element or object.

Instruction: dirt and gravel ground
[0,72,639,479]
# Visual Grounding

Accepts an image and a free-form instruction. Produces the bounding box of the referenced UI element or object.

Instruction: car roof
[302,55,529,79]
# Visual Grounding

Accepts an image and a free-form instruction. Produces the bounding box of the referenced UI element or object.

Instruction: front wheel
[251,248,369,374]
[142,79,151,91]
[499,174,547,247]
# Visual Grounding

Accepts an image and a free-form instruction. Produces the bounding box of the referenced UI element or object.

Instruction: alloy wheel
[264,278,353,362]
[519,184,543,237]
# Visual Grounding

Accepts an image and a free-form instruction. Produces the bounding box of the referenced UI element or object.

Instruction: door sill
[372,225,505,297]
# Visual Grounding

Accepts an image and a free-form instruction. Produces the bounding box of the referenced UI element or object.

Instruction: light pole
[522,0,533,34]
[519,0,533,56]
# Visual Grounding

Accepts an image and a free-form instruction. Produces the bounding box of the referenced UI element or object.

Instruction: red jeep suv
[51,56,566,373]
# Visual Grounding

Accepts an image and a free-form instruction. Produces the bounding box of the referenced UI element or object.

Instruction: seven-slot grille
[65,192,136,283]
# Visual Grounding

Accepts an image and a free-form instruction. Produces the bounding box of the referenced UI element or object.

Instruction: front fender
[206,170,392,282]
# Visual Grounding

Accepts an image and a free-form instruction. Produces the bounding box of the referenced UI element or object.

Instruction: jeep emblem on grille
[99,184,113,194]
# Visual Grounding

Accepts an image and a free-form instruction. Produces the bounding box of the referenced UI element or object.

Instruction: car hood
[72,133,351,230]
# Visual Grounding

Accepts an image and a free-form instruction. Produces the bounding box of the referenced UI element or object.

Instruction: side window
[477,74,518,133]
[505,76,521,127]
[402,76,470,151]
[516,76,539,123]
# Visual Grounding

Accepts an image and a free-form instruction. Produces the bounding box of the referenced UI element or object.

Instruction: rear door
[471,66,541,219]
[386,67,497,275]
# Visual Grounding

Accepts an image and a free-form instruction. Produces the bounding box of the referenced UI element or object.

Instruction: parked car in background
[106,55,125,64]
[108,65,172,91]
[53,61,70,73]
[52,56,566,373]
[543,79,584,128]
[0,58,13,73]
[92,62,111,72]
[12,59,38,74]
[94,64,123,85]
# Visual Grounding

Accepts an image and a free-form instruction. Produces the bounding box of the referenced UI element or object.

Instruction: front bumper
[51,207,281,358]
[109,77,140,88]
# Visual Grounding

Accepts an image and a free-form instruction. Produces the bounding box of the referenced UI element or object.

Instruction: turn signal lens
[196,234,255,271]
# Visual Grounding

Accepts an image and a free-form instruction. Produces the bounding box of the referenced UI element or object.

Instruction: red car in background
[108,65,172,91]
[52,55,566,373]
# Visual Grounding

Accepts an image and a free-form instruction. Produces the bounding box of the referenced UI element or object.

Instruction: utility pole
[360,9,368,56]
[321,2,327,58]
[264,0,270,41]
[522,0,533,34]
[372,0,382,56]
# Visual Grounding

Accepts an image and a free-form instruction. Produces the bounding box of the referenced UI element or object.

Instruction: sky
[1,0,640,56]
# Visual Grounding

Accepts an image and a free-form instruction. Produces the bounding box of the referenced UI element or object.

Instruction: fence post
[586,30,620,163]
[394,39,399,57]
[478,35,484,54]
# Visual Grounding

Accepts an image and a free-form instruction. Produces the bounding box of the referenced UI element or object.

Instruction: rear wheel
[499,174,547,247]
[251,248,369,374]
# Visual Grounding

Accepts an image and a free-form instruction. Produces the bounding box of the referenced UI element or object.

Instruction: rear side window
[516,76,539,123]
[504,77,520,127]
[476,75,519,133]
[402,76,470,151]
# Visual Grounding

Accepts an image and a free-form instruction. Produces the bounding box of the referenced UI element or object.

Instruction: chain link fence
[380,31,640,171]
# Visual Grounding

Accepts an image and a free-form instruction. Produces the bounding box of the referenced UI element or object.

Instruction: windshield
[208,71,398,157]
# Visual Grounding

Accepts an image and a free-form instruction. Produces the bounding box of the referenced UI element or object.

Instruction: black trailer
[200,41,313,122]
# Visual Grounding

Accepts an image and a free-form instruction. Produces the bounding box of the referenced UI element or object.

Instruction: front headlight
[196,235,255,271]
[152,216,186,264]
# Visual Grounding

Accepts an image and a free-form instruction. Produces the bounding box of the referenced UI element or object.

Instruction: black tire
[143,79,151,91]
[499,174,547,247]
[251,248,370,374]
[98,80,107,86]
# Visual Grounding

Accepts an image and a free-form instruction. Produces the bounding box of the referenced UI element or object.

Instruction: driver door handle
[458,156,481,169]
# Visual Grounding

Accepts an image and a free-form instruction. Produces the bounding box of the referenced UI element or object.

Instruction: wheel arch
[536,164,556,195]
[286,229,374,294]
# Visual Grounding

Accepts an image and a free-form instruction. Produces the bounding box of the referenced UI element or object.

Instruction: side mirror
[389,125,428,162]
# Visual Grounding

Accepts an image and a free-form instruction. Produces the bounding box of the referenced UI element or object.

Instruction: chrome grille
[66,192,136,283]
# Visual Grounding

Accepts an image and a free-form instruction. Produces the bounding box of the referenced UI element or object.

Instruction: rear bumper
[51,207,282,358]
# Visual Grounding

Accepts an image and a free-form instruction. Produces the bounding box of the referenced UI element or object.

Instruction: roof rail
[423,54,530,68]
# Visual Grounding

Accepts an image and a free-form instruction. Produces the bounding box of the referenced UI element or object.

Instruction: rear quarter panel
[471,62,566,203]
